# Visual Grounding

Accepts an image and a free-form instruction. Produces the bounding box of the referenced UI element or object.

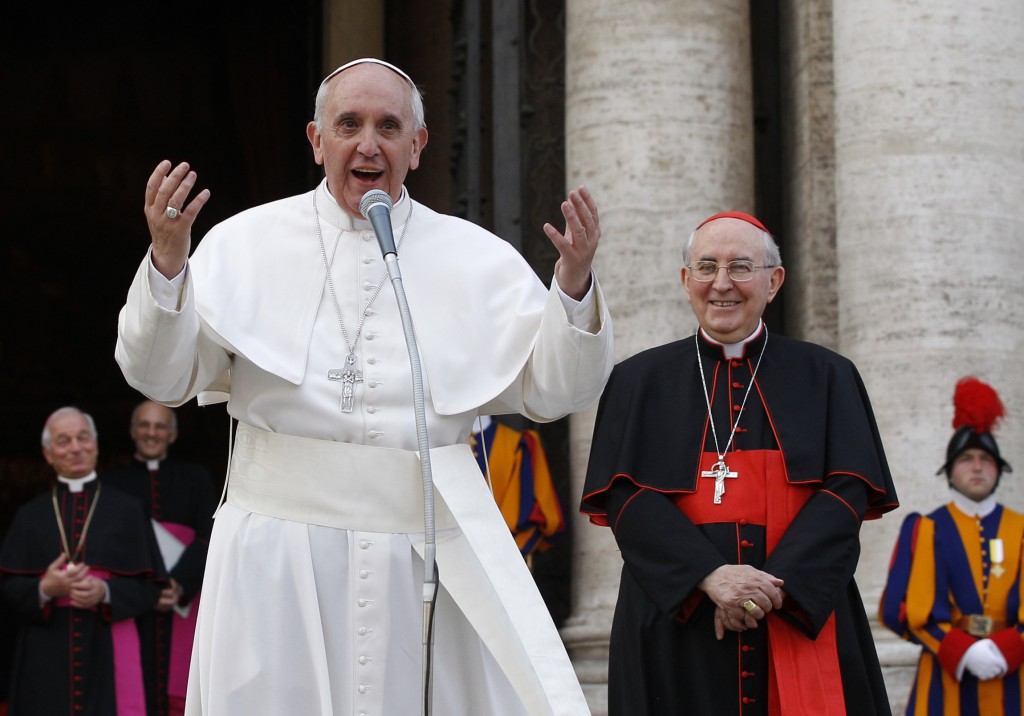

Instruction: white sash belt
[226,422,459,533]
[226,422,589,715]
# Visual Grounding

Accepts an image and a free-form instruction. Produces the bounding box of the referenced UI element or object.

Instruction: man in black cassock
[103,400,216,716]
[581,212,899,716]
[0,407,165,715]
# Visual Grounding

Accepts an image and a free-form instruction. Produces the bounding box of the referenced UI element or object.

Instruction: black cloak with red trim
[581,329,898,716]
[0,480,165,715]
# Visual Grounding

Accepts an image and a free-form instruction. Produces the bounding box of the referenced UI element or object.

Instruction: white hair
[41,407,98,449]
[683,227,783,268]
[313,59,426,132]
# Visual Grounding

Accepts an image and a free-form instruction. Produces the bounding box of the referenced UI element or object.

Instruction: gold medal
[990,538,1005,578]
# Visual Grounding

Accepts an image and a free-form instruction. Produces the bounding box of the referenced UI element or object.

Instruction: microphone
[360,190,397,257]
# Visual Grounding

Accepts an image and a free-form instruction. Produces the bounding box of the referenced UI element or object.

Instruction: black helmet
[936,377,1012,477]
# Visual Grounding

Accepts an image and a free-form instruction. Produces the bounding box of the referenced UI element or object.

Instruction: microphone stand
[381,249,438,716]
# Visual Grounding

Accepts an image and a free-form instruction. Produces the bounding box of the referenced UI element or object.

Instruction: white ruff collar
[949,488,998,518]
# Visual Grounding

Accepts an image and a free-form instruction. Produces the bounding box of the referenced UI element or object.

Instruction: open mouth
[353,168,383,182]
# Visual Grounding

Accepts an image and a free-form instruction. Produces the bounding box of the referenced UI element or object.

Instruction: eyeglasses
[687,260,774,282]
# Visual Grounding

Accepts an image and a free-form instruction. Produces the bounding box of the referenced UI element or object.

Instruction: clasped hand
[40,554,106,609]
[960,638,1008,681]
[699,564,785,640]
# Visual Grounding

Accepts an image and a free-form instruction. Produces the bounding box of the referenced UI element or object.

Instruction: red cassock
[581,327,898,716]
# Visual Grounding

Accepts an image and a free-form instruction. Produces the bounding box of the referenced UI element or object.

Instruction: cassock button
[358,655,371,665]
[359,540,372,549]
[358,627,368,635]
[732,405,742,412]
[360,570,372,579]
[358,685,368,694]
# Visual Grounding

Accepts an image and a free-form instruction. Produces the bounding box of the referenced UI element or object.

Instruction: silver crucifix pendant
[701,459,738,504]
[328,354,363,413]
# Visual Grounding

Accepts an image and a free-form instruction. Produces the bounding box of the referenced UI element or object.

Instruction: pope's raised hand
[544,185,600,301]
[144,160,211,278]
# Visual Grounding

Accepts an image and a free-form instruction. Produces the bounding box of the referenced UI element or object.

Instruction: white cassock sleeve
[115,250,233,407]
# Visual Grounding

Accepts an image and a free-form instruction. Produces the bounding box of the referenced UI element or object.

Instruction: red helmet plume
[952,376,1005,434]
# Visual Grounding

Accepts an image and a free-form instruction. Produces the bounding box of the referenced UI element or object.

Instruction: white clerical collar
[950,488,998,518]
[316,180,413,232]
[700,320,765,359]
[57,472,98,493]
[145,458,161,471]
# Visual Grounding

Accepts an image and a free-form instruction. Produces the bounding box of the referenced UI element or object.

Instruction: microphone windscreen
[360,189,394,219]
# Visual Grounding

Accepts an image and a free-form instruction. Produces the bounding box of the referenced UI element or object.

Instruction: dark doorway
[0,3,322,486]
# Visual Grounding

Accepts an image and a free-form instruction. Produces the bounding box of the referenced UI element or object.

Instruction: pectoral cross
[328,355,363,413]
[701,459,738,504]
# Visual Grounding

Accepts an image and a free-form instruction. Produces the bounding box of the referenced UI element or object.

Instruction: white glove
[957,639,1008,681]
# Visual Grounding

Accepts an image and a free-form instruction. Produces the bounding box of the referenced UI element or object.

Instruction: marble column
[832,1,1024,709]
[562,1,756,712]
[322,0,384,71]
[778,0,840,350]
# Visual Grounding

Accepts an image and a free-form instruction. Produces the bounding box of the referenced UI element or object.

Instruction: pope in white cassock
[115,58,613,715]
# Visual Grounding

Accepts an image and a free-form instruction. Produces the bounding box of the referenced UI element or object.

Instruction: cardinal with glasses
[582,212,899,716]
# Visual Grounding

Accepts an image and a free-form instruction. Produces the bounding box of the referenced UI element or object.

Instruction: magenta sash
[161,522,199,713]
[55,568,146,715]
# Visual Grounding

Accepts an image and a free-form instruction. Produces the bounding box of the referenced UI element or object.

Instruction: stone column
[562,1,756,712]
[833,1,1024,709]
[778,0,839,350]
[322,0,384,71]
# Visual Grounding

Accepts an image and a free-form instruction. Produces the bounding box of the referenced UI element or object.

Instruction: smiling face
[306,63,428,218]
[682,217,785,343]
[949,448,1000,502]
[43,411,99,479]
[130,401,178,461]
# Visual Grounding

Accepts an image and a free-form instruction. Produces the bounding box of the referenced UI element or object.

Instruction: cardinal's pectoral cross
[701,460,738,504]
[328,366,363,413]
